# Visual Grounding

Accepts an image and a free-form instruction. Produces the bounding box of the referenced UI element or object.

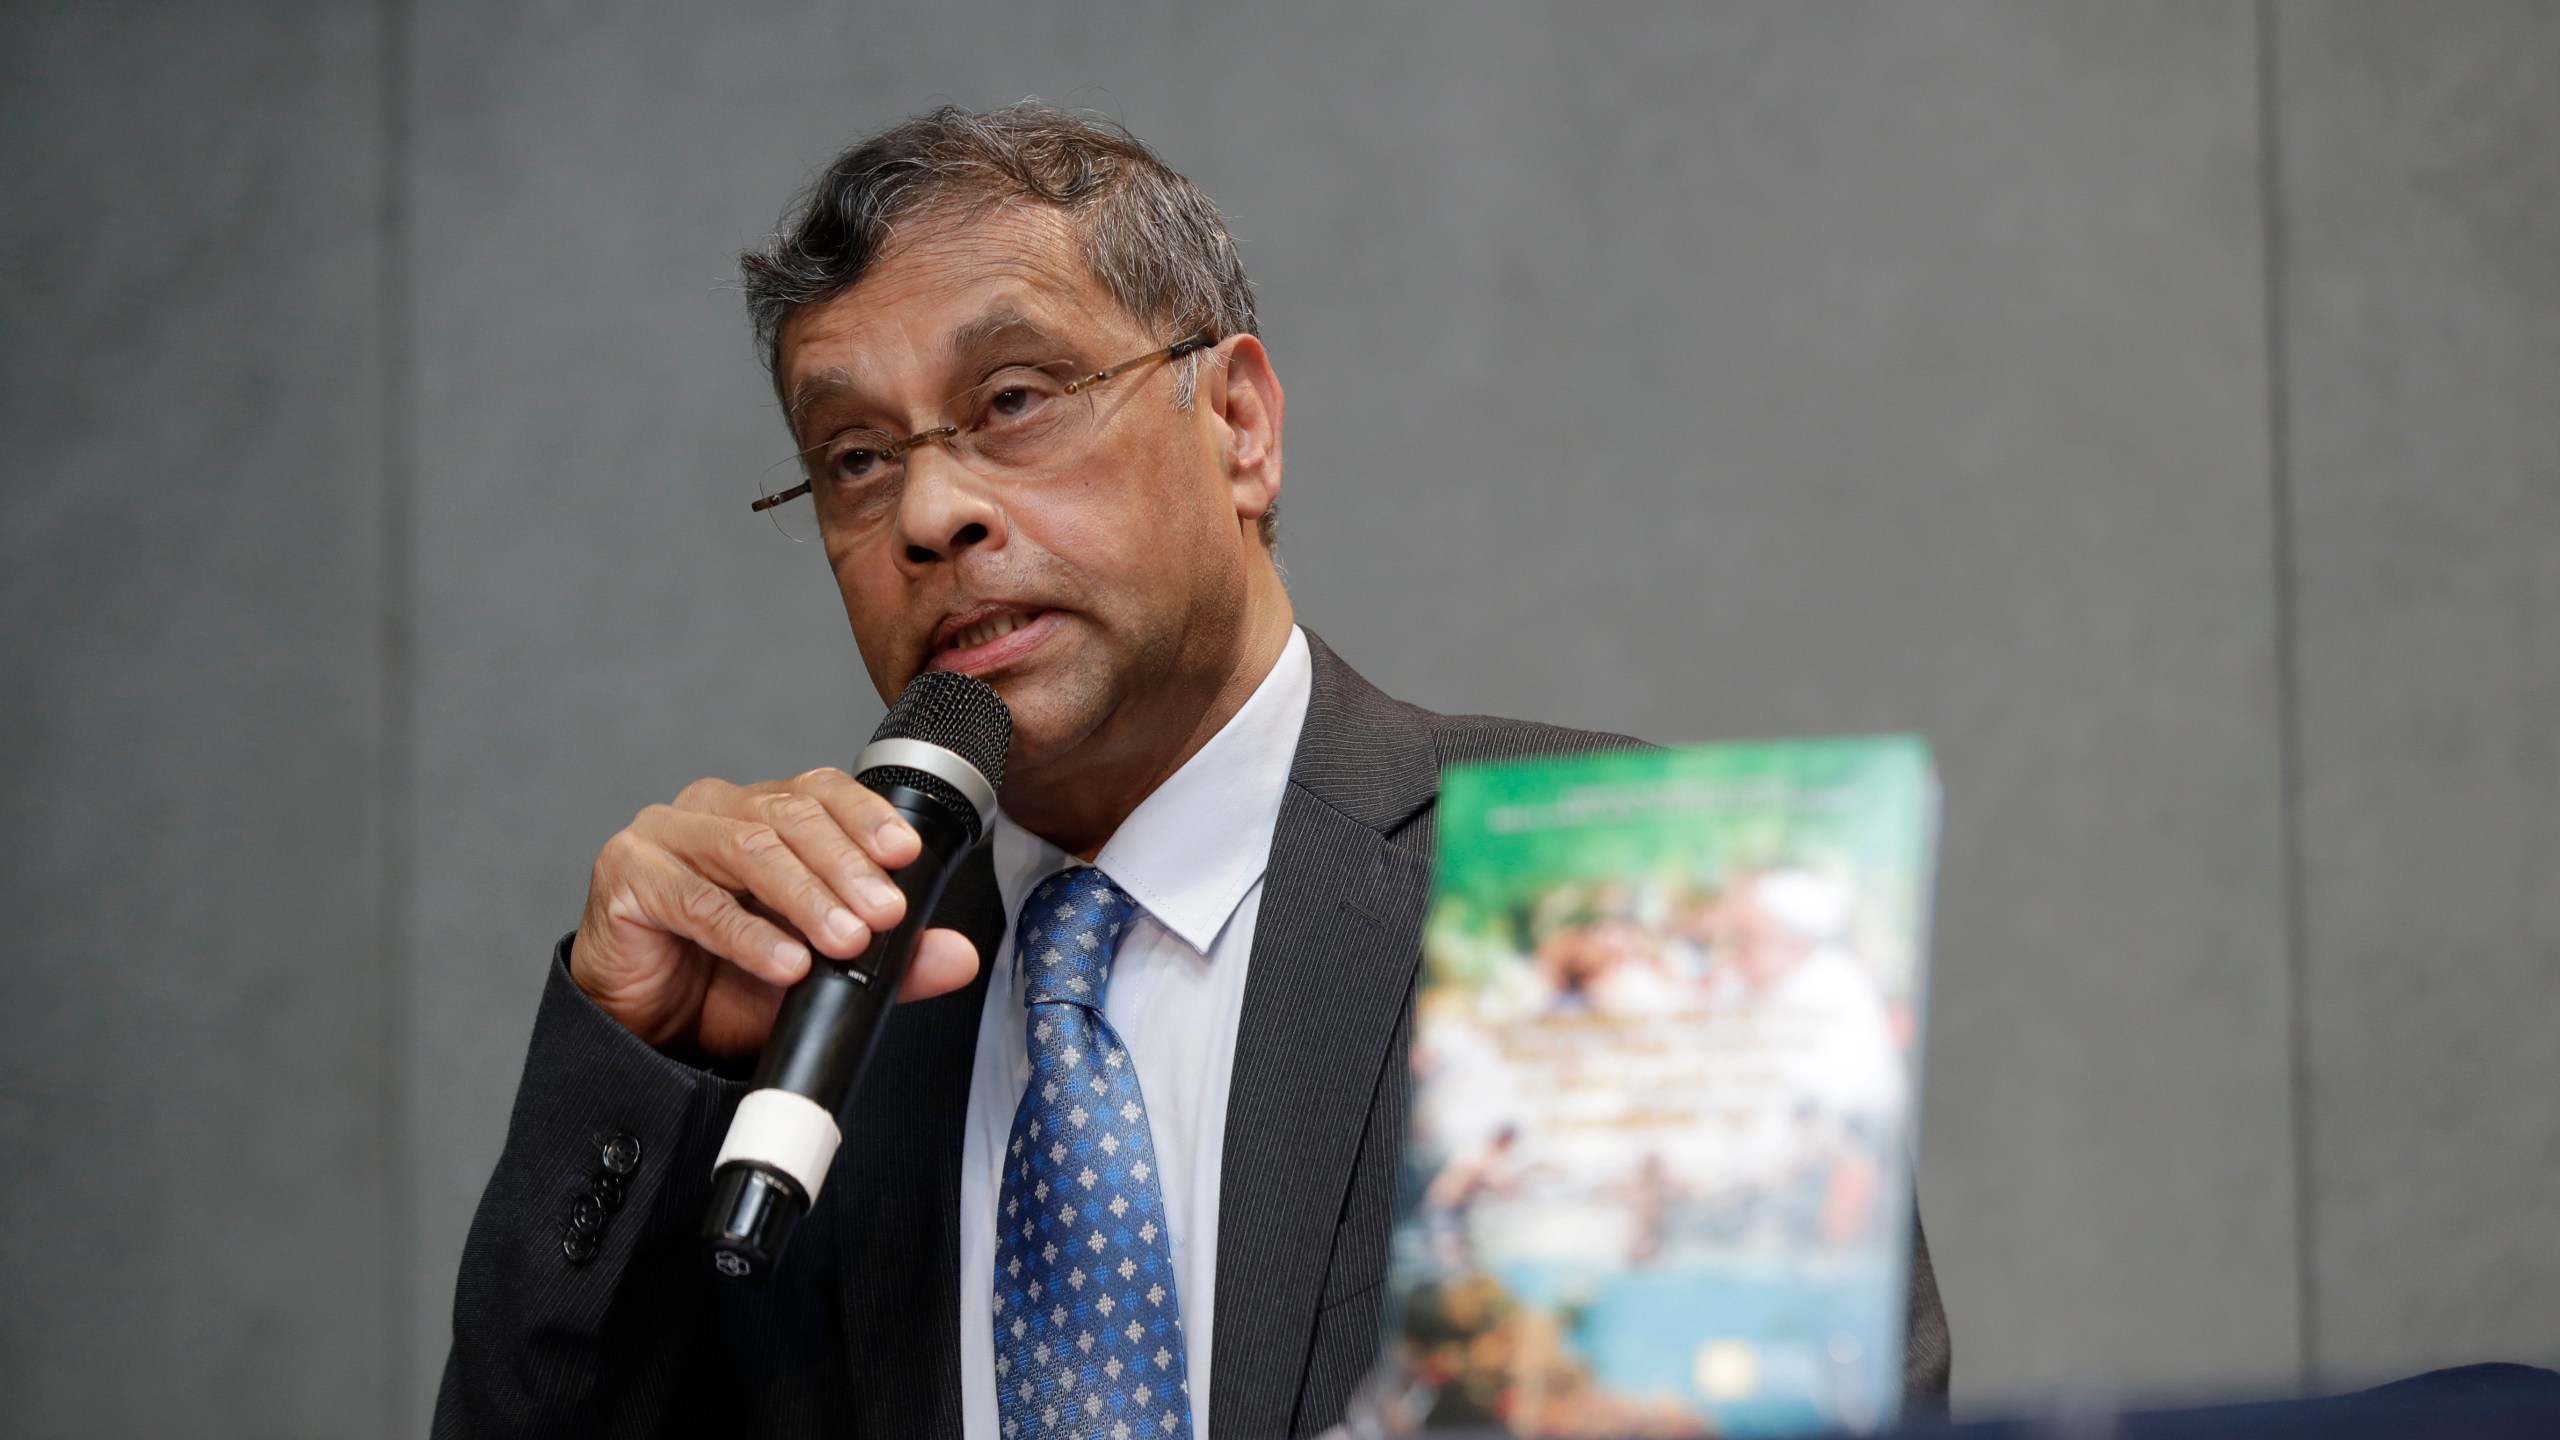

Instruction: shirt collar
[991,626,1312,957]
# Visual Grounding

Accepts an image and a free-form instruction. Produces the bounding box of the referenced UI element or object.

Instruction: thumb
[897,927,981,1001]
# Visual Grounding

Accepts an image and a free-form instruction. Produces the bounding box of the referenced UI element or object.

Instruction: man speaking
[435,103,1950,1438]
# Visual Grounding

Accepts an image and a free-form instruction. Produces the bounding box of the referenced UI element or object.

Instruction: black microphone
[702,669,1011,1281]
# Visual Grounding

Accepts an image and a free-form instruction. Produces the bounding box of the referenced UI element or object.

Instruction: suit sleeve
[431,938,748,1439]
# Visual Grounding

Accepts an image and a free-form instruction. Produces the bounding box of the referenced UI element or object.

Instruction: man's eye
[833,446,885,480]
[986,386,1045,421]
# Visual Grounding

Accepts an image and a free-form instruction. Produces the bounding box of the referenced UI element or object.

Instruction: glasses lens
[752,453,819,542]
[956,366,1098,475]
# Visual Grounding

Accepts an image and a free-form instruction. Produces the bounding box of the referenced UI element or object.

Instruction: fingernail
[861,879,902,912]
[823,907,859,944]
[875,821,914,849]
[771,938,807,969]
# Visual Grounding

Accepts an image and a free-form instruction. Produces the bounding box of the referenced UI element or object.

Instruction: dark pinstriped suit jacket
[435,632,1951,1438]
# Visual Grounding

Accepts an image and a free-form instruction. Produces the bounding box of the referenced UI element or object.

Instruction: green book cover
[1383,739,1937,1437]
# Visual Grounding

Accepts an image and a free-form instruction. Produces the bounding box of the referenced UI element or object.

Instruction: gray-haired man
[435,103,1949,1439]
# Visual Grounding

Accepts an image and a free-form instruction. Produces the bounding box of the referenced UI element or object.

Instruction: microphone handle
[701,779,978,1280]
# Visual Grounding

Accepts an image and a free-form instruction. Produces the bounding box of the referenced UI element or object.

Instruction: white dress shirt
[957,626,1313,1440]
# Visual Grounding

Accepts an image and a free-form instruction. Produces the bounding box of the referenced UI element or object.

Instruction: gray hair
[742,105,1273,541]
[742,103,1268,541]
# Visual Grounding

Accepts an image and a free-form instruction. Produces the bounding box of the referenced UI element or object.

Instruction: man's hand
[570,768,982,1058]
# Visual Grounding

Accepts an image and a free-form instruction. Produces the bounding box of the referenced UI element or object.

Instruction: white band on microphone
[714,1089,843,1203]
[854,737,997,829]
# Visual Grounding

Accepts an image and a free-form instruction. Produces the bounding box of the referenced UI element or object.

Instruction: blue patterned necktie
[994,866,1194,1440]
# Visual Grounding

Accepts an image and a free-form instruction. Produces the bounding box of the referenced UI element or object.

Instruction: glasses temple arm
[1062,331,1217,395]
[751,481,811,513]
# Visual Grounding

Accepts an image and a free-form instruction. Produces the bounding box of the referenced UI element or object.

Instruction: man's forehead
[784,298,1065,416]
[777,206,1124,401]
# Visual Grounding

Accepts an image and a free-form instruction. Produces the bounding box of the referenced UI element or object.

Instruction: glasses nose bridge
[888,423,963,465]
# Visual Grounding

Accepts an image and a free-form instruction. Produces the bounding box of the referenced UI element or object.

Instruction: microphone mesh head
[868,670,1012,789]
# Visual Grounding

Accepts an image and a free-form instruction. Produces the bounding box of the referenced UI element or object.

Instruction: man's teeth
[953,612,1028,652]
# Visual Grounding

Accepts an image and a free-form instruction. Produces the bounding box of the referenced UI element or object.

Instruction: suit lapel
[1209,787,1429,1437]
[1211,634,1443,1438]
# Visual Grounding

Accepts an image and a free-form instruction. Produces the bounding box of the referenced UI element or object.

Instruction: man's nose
[892,442,1006,567]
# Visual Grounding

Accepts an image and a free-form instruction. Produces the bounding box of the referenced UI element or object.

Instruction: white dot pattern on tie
[994,867,1192,1440]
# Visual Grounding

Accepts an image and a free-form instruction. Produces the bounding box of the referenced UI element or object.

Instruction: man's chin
[993,709,1091,781]
[987,682,1118,787]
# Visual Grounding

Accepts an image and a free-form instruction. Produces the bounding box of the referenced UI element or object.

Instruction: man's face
[773,205,1273,785]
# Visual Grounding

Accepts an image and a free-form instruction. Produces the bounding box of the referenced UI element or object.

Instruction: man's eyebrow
[785,368,864,426]
[947,308,1065,362]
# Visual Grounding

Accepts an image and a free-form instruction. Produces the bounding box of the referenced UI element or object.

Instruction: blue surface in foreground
[1414,1362,2560,1440]
[1495,1258,1897,1435]
[1912,1364,2560,1440]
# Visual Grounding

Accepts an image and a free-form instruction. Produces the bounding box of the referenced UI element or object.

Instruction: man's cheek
[835,591,916,686]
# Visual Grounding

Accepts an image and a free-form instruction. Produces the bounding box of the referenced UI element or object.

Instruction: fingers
[746,789,906,939]
[640,805,870,961]
[757,773,921,917]
[641,859,812,989]
[723,770,926,944]
[773,767,922,869]
[693,960,790,1061]
[587,770,944,1056]
[898,927,982,1002]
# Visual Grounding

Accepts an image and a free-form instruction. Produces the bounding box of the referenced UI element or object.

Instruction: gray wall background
[4,2,2554,1435]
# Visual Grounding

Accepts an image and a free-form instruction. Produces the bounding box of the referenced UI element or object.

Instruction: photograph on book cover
[1384,740,1937,1437]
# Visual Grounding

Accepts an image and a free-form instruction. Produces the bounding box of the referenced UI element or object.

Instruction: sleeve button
[598,1132,642,1176]
[560,1231,599,1265]
[565,1192,608,1238]
[589,1172,627,1213]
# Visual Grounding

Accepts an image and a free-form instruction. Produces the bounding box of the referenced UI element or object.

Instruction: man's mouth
[927,605,1060,674]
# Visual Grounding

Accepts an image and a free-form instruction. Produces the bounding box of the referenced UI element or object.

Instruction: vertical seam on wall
[377,0,418,1430]
[2254,0,2321,1391]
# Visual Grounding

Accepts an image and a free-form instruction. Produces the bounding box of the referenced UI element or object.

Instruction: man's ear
[1206,334,1283,532]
